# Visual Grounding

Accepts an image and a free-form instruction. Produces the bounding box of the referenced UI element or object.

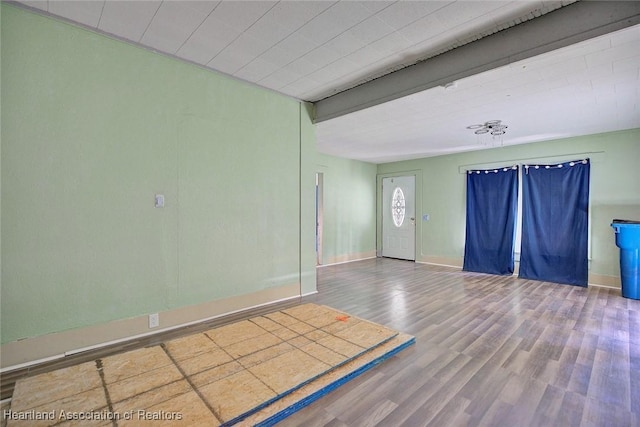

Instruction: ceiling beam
[314,1,640,123]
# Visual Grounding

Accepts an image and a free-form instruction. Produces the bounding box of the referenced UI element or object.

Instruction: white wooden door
[382,176,416,260]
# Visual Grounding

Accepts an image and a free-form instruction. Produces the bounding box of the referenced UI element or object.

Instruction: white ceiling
[319,24,640,162]
[14,0,640,163]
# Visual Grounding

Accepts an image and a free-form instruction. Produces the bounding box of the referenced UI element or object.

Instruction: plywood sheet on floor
[6,304,415,426]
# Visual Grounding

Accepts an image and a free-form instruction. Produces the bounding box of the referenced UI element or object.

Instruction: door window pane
[392,187,405,227]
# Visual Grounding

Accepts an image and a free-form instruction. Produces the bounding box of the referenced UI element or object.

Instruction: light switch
[155,194,165,208]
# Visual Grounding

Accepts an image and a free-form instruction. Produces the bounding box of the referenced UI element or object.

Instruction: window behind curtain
[519,159,590,287]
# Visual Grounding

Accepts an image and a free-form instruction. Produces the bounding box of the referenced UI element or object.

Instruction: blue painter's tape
[220,333,405,426]
[254,337,416,427]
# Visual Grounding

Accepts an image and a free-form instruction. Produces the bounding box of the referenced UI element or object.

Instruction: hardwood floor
[283,258,640,426]
[2,258,639,426]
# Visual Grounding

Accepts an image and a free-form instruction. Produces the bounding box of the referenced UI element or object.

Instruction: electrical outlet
[149,313,159,329]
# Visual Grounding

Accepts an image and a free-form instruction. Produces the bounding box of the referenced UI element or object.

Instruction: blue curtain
[463,166,518,275]
[519,159,590,286]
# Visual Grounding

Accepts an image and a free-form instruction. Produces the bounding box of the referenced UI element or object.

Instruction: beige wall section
[0,283,299,370]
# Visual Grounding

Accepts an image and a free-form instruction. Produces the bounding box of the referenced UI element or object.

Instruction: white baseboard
[318,252,376,267]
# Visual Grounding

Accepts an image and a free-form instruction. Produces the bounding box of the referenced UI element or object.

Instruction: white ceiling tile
[375,1,450,31]
[569,62,613,85]
[176,17,239,65]
[207,51,251,76]
[321,32,367,58]
[273,33,322,62]
[98,1,160,43]
[295,2,376,46]
[614,82,637,105]
[234,57,280,83]
[244,1,333,44]
[396,14,443,45]
[608,23,640,46]
[537,56,587,80]
[511,40,606,77]
[141,1,218,53]
[213,32,273,71]
[347,16,396,46]
[322,58,362,79]
[253,46,298,72]
[594,92,618,110]
[569,80,596,95]
[430,2,498,30]
[303,45,344,68]
[358,1,396,15]
[49,0,104,28]
[252,45,312,79]
[368,31,413,56]
[398,1,536,49]
[176,1,276,65]
[612,54,640,75]
[181,1,221,16]
[585,39,640,69]
[608,68,640,87]
[242,8,301,47]
[259,68,301,90]
[207,37,264,75]
[343,45,393,71]
[210,1,277,33]
[590,78,616,95]
[286,57,320,77]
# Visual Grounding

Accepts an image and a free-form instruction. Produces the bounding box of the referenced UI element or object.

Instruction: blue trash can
[611,219,640,300]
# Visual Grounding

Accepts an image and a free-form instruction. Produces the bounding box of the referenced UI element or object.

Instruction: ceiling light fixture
[467,120,508,146]
[467,120,508,135]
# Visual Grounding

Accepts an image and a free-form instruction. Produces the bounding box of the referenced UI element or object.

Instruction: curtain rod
[457,151,604,174]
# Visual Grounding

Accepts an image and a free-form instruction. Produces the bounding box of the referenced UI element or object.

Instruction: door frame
[377,170,422,261]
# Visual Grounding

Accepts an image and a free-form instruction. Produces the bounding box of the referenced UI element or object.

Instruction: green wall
[317,153,377,264]
[300,104,318,294]
[0,5,316,344]
[378,129,640,279]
